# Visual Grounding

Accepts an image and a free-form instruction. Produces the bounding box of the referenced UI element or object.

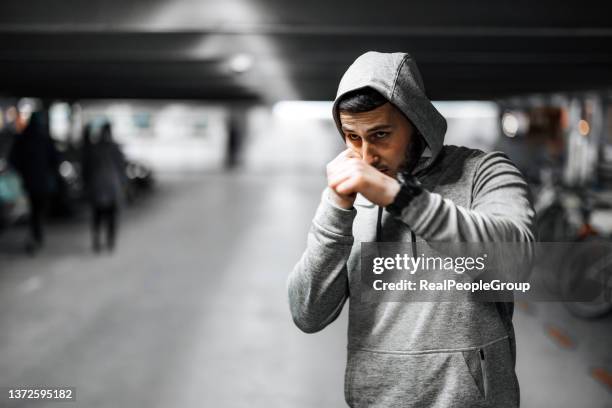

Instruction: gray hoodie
[287,52,535,407]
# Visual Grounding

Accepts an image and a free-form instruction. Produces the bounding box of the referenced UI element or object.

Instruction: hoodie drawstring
[376,206,383,242]
[376,205,418,258]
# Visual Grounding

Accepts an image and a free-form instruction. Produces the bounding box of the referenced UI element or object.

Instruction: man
[82,122,127,252]
[9,111,60,253]
[287,52,535,407]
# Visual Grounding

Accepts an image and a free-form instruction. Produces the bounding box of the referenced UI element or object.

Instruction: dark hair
[337,87,388,113]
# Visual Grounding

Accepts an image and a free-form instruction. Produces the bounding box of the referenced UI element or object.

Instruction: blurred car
[48,141,84,217]
[0,160,29,230]
[124,159,154,203]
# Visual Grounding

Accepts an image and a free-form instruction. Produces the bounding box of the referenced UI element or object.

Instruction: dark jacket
[82,138,126,207]
[8,112,60,197]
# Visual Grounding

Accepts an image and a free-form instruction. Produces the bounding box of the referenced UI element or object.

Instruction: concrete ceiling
[1,0,611,102]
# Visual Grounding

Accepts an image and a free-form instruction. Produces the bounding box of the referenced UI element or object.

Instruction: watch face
[398,169,412,185]
[398,171,422,190]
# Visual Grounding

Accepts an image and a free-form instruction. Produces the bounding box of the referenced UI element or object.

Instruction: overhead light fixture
[229,53,254,74]
[502,112,519,137]
[432,101,498,119]
[273,101,333,121]
[17,97,40,121]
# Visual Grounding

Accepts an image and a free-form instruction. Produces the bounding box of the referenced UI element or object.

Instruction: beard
[397,133,425,176]
[371,134,425,177]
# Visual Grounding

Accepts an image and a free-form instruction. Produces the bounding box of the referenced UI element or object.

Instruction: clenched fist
[326,149,400,209]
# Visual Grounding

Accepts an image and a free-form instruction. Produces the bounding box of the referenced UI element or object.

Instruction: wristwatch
[386,170,423,216]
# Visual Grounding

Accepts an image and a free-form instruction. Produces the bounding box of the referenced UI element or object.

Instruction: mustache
[374,164,389,172]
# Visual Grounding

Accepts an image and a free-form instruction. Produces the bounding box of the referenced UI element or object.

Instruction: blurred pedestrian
[82,122,126,253]
[8,111,60,253]
[225,112,243,169]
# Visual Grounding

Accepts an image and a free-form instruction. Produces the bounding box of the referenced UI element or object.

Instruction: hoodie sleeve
[399,151,536,243]
[287,189,356,333]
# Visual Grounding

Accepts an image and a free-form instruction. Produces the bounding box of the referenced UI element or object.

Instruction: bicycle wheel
[559,239,612,319]
[536,203,574,295]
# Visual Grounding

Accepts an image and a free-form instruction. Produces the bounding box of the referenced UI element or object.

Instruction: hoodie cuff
[312,188,357,237]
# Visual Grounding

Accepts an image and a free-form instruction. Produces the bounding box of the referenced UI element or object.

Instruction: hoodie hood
[332,51,447,173]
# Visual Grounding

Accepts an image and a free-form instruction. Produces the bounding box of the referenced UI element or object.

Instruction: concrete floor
[0,172,610,407]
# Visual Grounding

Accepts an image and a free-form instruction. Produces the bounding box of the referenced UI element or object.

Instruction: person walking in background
[82,122,127,253]
[9,111,60,254]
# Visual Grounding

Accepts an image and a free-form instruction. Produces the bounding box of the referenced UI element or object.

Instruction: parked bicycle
[534,174,612,319]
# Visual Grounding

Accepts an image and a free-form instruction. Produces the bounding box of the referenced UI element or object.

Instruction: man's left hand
[328,158,400,207]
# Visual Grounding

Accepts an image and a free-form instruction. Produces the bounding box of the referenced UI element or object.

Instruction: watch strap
[386,174,423,216]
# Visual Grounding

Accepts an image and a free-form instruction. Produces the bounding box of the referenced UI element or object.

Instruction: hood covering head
[332,51,447,172]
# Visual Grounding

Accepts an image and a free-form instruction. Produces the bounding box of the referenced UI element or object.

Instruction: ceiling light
[273,101,333,121]
[502,112,519,137]
[229,54,254,74]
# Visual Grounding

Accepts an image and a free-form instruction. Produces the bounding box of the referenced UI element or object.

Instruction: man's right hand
[326,149,360,209]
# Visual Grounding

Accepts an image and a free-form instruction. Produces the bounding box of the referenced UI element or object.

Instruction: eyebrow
[341,124,393,133]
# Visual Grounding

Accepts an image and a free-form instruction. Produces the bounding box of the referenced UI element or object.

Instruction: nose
[362,142,379,166]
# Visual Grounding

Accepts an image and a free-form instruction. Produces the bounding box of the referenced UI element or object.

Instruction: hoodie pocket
[345,348,488,408]
[461,348,488,400]
[461,338,520,408]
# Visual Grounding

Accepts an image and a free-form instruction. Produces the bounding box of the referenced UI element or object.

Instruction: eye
[347,133,360,141]
[374,131,389,139]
